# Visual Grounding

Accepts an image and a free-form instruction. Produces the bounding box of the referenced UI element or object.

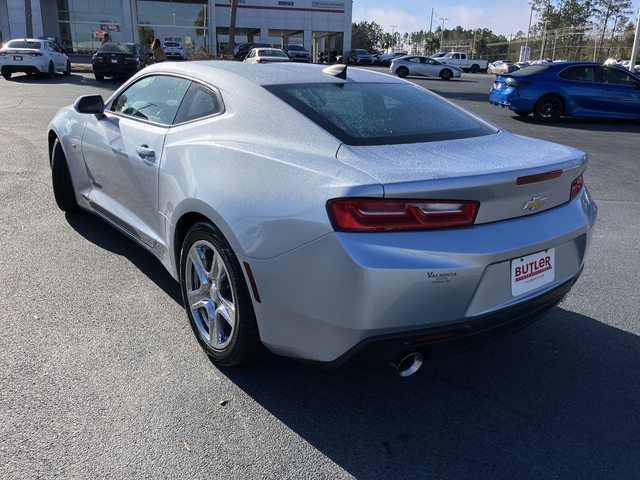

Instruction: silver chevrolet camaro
[47,62,597,375]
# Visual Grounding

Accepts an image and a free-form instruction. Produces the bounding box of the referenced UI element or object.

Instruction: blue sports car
[490,61,640,122]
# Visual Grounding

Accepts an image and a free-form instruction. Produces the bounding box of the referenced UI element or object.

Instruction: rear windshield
[6,41,42,49]
[99,43,136,54]
[509,65,552,76]
[266,83,494,146]
[287,45,305,51]
[258,49,288,57]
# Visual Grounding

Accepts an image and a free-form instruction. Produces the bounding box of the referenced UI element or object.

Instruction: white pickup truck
[430,52,488,73]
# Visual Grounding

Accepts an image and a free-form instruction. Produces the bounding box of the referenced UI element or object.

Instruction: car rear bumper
[490,89,534,111]
[306,269,580,370]
[1,64,45,74]
[92,64,140,75]
[242,188,597,367]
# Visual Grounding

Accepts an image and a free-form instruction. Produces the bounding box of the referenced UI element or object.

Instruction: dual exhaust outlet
[392,352,424,377]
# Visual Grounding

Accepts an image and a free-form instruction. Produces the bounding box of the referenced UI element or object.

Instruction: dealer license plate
[111,59,118,64]
[14,56,23,61]
[511,248,555,297]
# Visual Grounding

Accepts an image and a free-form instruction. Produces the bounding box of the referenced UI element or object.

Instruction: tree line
[352,0,637,62]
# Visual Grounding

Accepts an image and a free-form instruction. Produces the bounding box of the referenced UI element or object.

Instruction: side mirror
[74,95,105,116]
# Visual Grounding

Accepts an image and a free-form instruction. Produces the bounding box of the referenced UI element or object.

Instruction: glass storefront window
[58,0,124,55]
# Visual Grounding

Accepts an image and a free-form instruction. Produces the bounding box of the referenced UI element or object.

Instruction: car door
[46,42,63,70]
[557,65,604,114]
[423,58,444,77]
[599,66,640,116]
[81,74,192,246]
[403,57,424,75]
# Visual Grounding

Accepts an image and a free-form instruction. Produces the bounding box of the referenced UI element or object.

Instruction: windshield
[354,49,369,55]
[288,45,305,51]
[6,40,42,49]
[99,43,136,54]
[164,42,180,47]
[266,83,494,146]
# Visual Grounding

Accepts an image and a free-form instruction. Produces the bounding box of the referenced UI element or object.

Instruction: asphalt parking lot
[1,68,639,479]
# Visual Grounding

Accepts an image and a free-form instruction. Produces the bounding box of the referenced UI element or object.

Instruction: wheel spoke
[187,285,208,309]
[217,295,236,330]
[189,248,209,286]
[213,252,226,286]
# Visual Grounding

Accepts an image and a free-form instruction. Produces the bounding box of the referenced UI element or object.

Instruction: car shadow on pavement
[6,73,124,90]
[511,116,640,133]
[64,211,183,305]
[220,308,639,479]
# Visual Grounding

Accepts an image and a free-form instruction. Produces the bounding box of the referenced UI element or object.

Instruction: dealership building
[0,0,352,59]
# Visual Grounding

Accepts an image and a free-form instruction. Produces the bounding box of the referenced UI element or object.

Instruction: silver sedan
[48,62,596,375]
[391,55,462,80]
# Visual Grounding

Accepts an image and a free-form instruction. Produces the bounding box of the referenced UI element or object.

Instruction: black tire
[514,110,532,117]
[533,95,564,122]
[94,73,104,82]
[470,64,479,74]
[1,69,11,80]
[396,66,409,78]
[440,69,453,81]
[64,60,71,76]
[51,138,80,212]
[47,62,55,78]
[180,222,262,367]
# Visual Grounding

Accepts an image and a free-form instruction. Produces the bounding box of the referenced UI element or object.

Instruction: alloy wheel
[184,240,236,350]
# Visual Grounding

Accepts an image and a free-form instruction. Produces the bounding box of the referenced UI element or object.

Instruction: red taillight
[256,58,267,63]
[28,52,43,57]
[570,174,583,200]
[327,198,480,232]
[0,52,8,56]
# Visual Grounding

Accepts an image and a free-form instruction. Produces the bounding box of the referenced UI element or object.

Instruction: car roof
[141,61,406,87]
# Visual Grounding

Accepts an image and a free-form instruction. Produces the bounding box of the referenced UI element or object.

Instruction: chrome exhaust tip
[393,352,424,377]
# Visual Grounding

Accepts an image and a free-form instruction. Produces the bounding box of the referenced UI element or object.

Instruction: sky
[352,0,640,38]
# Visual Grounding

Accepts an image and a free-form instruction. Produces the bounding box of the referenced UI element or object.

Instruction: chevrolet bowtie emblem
[523,195,547,211]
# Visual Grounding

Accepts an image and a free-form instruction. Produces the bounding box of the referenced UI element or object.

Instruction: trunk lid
[336,131,587,224]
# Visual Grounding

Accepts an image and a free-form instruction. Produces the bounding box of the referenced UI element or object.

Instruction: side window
[559,66,595,83]
[453,54,460,59]
[174,82,223,124]
[111,75,192,125]
[45,42,53,52]
[601,67,638,86]
[461,54,467,59]
[407,57,421,63]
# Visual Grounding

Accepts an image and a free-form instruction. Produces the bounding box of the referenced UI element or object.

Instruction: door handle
[136,145,155,158]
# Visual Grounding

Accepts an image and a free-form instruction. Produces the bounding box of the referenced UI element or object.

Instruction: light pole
[524,2,535,61]
[172,10,176,26]
[539,20,550,60]
[390,25,397,51]
[439,17,448,50]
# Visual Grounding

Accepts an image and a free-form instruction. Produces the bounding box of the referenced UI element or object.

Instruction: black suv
[282,44,310,62]
[235,42,272,61]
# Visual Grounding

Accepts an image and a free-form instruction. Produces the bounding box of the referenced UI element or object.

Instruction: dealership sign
[312,1,344,8]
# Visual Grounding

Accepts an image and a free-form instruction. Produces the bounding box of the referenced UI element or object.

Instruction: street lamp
[390,25,397,52]
[524,2,536,61]
[439,17,448,50]
[172,10,176,26]
[539,20,550,61]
